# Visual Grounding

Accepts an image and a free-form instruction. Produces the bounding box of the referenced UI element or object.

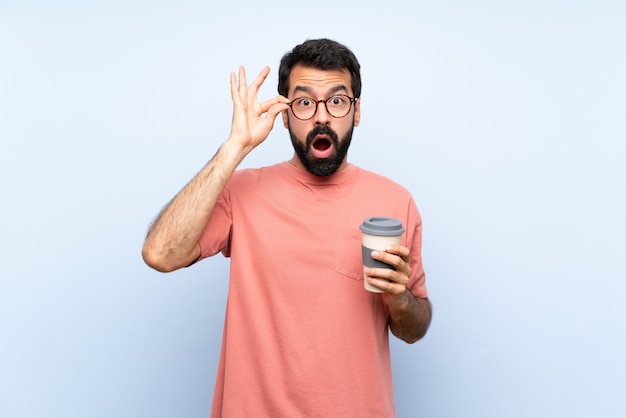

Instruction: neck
[288,154,349,175]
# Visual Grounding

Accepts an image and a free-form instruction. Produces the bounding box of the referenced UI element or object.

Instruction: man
[142,38,432,417]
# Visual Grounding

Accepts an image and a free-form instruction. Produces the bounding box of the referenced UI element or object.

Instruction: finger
[238,66,248,96]
[246,67,271,106]
[385,244,410,260]
[366,275,406,295]
[371,250,412,276]
[249,66,271,93]
[258,96,291,115]
[258,96,289,109]
[229,71,238,100]
[371,250,402,269]
[383,244,411,270]
[365,265,409,285]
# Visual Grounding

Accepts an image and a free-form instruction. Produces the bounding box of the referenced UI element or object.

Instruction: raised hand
[228,66,290,153]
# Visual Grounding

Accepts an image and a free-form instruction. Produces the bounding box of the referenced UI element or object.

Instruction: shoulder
[352,165,414,197]
[230,163,284,183]
[225,163,290,194]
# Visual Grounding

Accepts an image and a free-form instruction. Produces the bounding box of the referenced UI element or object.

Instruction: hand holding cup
[360,217,405,293]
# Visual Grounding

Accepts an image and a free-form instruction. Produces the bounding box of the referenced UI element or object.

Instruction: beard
[288,123,354,177]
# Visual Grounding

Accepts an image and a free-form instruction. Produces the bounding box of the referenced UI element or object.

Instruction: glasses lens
[291,97,316,120]
[326,95,352,118]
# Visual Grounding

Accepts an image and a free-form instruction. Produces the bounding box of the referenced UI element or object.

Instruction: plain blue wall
[1,1,625,417]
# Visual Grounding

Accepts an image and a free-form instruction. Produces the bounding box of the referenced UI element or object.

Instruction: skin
[142,64,431,344]
[281,65,359,172]
[366,247,432,343]
[141,66,289,272]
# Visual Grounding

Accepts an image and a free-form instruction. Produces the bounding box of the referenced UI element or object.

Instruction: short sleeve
[197,186,233,259]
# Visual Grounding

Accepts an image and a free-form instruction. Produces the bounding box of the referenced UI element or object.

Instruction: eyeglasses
[287,95,357,120]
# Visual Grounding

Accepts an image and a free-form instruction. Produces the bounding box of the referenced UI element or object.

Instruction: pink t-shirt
[198,162,427,418]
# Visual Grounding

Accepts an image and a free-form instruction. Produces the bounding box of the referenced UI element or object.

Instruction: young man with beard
[142,38,432,417]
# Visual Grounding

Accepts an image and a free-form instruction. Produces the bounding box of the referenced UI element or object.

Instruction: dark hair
[278,38,361,98]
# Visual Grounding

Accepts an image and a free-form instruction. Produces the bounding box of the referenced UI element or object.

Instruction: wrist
[220,138,254,165]
[385,288,412,313]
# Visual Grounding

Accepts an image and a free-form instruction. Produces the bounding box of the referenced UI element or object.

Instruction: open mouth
[312,137,331,151]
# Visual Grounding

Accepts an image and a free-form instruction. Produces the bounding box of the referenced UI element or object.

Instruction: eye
[295,97,313,108]
[329,96,346,107]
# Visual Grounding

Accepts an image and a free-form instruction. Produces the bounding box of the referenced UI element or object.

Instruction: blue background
[1,1,625,417]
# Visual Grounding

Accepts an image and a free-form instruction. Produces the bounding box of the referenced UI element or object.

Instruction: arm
[387,292,432,344]
[364,246,432,343]
[142,66,289,272]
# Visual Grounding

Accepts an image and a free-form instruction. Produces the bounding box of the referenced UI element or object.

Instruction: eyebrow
[292,85,349,97]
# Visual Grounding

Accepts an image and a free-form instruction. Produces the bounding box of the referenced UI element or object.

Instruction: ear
[281,109,289,129]
[353,98,361,127]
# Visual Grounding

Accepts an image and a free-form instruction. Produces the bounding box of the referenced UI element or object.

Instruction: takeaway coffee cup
[360,216,405,293]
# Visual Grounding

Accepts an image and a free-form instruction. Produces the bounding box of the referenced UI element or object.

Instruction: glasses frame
[287,94,357,121]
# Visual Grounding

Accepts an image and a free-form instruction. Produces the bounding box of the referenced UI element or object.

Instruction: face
[282,65,361,176]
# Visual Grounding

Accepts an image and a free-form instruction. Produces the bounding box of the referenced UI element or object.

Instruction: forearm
[142,67,289,272]
[142,141,247,272]
[388,293,432,344]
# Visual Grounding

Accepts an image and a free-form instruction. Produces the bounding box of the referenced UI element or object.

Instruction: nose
[313,100,331,125]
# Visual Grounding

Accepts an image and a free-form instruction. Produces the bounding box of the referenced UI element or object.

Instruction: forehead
[288,64,352,97]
